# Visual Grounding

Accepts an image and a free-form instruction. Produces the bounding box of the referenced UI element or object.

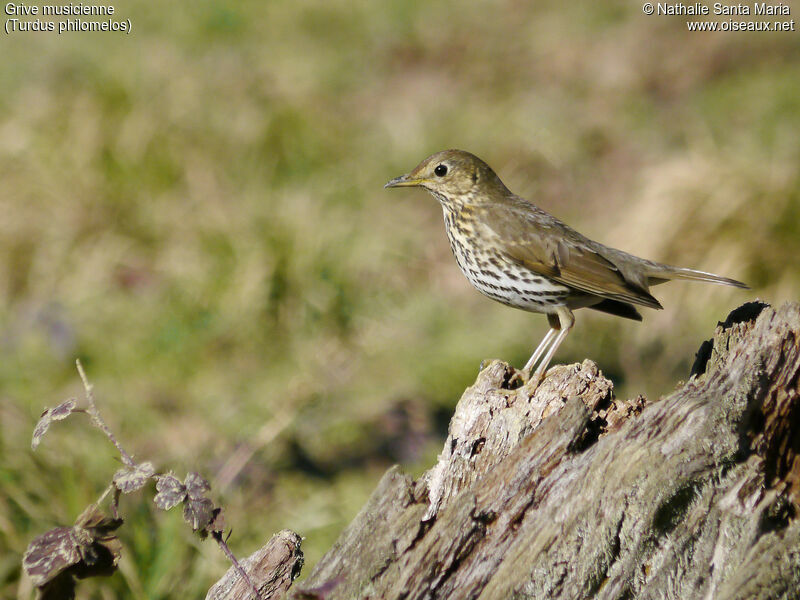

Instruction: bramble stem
[74,360,260,597]
[76,359,136,467]
[213,531,264,600]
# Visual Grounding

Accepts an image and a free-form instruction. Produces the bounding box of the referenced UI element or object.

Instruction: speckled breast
[441,206,570,314]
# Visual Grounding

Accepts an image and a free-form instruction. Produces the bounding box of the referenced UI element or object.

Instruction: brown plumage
[385,149,748,383]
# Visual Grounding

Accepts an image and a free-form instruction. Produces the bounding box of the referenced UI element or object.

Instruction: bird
[385,149,748,384]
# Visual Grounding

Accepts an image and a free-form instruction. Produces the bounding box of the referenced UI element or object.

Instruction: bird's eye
[434,164,448,177]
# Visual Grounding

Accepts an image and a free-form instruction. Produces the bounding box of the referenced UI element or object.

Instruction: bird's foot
[522,369,546,394]
[507,366,545,390]
[507,368,526,389]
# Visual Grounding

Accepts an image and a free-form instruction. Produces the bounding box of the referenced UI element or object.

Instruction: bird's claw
[523,370,546,393]
[506,366,546,392]
[507,369,526,388]
[507,367,545,391]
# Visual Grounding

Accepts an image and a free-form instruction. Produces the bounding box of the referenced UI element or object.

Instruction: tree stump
[209,301,800,600]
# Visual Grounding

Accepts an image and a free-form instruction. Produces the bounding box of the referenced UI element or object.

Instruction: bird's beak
[384,173,425,189]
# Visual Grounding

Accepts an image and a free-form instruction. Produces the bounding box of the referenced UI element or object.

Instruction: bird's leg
[508,327,556,387]
[510,313,560,387]
[528,307,575,384]
[521,327,558,374]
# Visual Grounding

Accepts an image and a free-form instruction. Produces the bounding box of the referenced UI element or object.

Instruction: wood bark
[209,301,800,600]
[207,530,303,600]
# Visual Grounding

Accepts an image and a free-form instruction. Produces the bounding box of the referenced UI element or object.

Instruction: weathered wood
[210,301,800,600]
[206,530,303,600]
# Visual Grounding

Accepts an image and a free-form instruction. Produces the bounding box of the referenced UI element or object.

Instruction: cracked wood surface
[210,301,800,600]
[206,530,303,600]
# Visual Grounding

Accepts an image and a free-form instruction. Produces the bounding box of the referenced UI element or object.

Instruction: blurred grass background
[1,0,798,597]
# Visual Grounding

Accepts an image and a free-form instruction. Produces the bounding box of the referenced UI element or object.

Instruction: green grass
[1,1,798,597]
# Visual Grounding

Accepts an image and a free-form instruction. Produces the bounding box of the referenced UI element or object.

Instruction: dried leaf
[72,505,123,577]
[178,472,216,533]
[31,417,51,451]
[184,472,210,498]
[183,497,215,532]
[113,462,155,494]
[31,399,77,450]
[154,473,186,510]
[23,527,82,587]
[51,398,78,420]
[23,504,122,597]
[74,504,123,538]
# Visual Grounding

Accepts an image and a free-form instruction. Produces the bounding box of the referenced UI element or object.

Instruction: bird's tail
[649,266,749,289]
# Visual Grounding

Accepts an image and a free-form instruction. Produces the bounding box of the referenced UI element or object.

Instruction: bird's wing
[479,199,663,310]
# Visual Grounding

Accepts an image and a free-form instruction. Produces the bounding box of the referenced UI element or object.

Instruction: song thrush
[385,149,748,383]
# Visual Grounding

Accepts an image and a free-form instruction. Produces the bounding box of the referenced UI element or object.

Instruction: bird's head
[384,149,509,207]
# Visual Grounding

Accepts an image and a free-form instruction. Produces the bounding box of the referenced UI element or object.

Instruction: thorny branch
[25,361,265,600]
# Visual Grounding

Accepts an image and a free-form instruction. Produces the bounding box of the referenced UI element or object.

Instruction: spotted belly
[443,226,570,314]
[460,253,569,312]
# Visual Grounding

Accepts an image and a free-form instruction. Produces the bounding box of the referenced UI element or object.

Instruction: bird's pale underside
[385,149,748,384]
